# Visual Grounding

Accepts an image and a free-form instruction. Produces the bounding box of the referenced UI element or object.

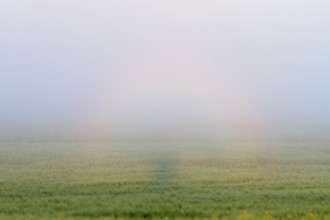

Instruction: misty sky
[1,1,330,140]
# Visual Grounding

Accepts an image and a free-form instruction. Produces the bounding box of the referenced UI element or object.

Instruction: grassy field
[0,142,329,219]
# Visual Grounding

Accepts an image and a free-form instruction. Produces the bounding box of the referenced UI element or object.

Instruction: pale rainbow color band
[74,44,267,141]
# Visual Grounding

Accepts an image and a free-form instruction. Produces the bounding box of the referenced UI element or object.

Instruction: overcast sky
[1,1,330,140]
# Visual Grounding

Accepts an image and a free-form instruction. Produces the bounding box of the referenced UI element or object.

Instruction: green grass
[0,142,329,219]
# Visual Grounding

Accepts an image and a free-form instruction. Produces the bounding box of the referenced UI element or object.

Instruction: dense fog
[1,1,329,141]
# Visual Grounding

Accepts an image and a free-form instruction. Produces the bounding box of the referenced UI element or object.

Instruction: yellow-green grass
[0,142,329,219]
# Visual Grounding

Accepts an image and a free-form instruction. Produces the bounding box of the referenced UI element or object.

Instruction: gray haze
[1,1,330,141]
